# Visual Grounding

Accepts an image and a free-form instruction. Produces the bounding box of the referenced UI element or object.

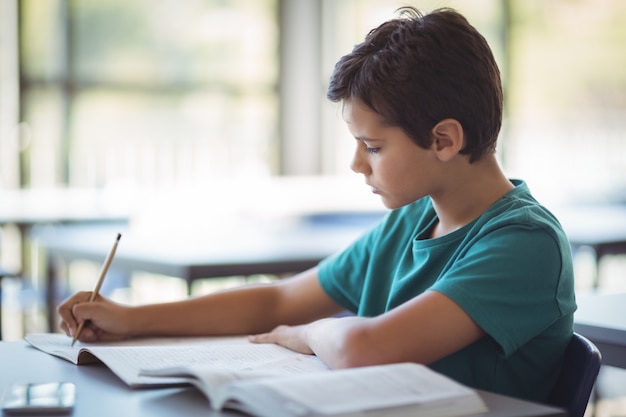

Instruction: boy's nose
[350,147,370,175]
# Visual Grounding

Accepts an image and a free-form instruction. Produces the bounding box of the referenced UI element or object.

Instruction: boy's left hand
[248,324,314,355]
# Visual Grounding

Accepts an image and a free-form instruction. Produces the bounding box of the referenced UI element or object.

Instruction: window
[504,0,626,203]
[5,0,626,198]
[17,0,278,189]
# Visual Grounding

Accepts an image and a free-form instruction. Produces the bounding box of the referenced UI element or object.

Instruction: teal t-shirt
[317,180,576,402]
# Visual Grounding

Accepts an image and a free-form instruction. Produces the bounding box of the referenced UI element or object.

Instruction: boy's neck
[429,154,513,238]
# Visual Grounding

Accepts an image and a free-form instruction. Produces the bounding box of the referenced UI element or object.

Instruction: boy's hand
[248,324,314,355]
[57,291,130,343]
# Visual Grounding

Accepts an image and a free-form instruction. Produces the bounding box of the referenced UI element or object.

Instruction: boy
[58,7,576,402]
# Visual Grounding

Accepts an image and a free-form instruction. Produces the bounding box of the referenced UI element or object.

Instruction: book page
[24,333,249,367]
[25,333,86,364]
[25,333,249,350]
[142,352,328,381]
[140,353,329,407]
[235,362,487,416]
[140,354,330,410]
[25,333,328,388]
[97,342,328,386]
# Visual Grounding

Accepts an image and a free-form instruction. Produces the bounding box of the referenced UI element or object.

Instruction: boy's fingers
[248,333,270,343]
[58,321,71,337]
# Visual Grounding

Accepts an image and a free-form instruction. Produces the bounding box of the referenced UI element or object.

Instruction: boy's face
[343,99,442,209]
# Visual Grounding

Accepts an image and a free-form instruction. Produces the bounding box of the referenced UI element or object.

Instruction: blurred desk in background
[31,211,385,331]
[553,204,626,288]
[1,176,383,274]
[0,188,132,338]
[0,188,131,226]
[574,291,626,369]
[0,188,131,274]
[32,201,626,333]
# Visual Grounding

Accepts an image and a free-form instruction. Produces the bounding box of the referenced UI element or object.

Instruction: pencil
[71,233,122,347]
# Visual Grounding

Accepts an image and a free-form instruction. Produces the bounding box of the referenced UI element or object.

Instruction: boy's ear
[431,119,464,162]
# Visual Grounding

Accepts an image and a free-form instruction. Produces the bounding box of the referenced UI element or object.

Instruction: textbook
[24,333,329,388]
[26,333,487,417]
[140,362,488,417]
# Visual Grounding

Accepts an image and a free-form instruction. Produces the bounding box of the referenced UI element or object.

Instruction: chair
[545,332,602,417]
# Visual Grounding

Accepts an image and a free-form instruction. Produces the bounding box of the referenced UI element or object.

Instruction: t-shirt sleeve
[430,222,575,357]
[317,222,384,312]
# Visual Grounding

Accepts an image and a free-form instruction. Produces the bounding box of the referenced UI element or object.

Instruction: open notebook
[25,333,487,417]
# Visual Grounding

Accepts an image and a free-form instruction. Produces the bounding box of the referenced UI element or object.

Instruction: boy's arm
[58,267,343,341]
[251,290,484,369]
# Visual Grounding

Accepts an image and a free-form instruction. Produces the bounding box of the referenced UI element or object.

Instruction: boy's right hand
[57,291,131,343]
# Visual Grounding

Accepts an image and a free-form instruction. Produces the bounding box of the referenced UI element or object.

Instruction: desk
[0,189,131,338]
[0,187,130,275]
[574,292,626,369]
[31,213,383,331]
[0,188,130,225]
[553,204,626,288]
[0,340,566,417]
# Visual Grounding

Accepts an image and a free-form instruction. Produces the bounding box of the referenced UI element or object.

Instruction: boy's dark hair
[327,7,503,162]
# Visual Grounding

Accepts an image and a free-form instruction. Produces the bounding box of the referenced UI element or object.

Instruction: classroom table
[30,212,385,331]
[553,204,626,288]
[574,291,626,369]
[32,202,626,334]
[0,188,131,338]
[33,201,626,287]
[0,188,130,276]
[0,339,566,417]
[0,188,130,225]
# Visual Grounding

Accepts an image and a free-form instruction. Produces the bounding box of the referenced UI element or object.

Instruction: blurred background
[2,0,625,199]
[1,0,625,413]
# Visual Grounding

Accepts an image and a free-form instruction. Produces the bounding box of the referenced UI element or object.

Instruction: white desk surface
[574,291,626,369]
[0,188,130,225]
[0,340,566,417]
[31,212,385,332]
